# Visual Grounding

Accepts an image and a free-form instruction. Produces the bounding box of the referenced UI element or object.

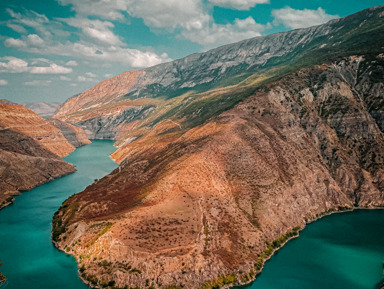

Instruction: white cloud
[62,18,123,46]
[0,57,29,73]
[58,0,209,31]
[65,60,78,66]
[0,80,8,86]
[77,75,95,82]
[7,23,27,34]
[272,7,339,29]
[0,57,72,74]
[104,73,113,78]
[85,72,97,78]
[30,63,72,74]
[56,0,268,49]
[60,75,71,81]
[27,34,44,46]
[24,80,52,86]
[183,17,269,48]
[70,83,78,86]
[57,0,128,20]
[128,0,209,31]
[5,34,45,49]
[6,8,53,38]
[209,0,269,10]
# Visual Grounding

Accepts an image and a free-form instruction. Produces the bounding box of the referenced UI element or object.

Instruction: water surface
[241,209,384,289]
[0,140,117,289]
[1,140,383,289]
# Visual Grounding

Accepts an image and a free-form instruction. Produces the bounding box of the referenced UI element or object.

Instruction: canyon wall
[0,102,89,209]
[54,55,384,289]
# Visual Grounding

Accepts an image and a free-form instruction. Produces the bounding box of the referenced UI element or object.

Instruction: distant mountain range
[19,102,60,118]
[49,5,384,289]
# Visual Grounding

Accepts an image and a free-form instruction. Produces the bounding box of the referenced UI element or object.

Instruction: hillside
[52,6,384,289]
[0,102,90,209]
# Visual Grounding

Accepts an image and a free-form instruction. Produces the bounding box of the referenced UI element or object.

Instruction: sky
[0,0,383,103]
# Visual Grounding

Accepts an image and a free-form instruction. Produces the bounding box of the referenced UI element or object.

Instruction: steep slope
[54,54,384,289]
[0,103,75,157]
[47,118,91,147]
[0,102,78,208]
[54,6,384,140]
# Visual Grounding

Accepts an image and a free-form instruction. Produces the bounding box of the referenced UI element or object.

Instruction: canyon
[48,5,384,289]
[0,101,89,209]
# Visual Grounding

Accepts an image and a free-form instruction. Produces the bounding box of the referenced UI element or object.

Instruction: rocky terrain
[20,101,60,118]
[52,6,384,289]
[0,102,89,209]
[48,118,91,148]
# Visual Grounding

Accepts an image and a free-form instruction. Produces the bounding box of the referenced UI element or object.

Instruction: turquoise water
[241,209,384,289]
[0,140,118,289]
[0,141,383,289]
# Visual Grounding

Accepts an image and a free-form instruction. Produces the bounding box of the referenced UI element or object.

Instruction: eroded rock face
[54,56,384,289]
[0,103,77,209]
[0,103,75,158]
[48,118,91,147]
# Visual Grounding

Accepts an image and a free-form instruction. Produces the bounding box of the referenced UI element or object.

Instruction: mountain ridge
[52,6,384,289]
[54,5,384,141]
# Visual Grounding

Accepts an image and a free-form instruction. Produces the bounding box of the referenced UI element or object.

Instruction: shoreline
[53,205,384,289]
[228,205,384,289]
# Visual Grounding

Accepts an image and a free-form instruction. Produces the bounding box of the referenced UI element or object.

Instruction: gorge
[49,5,384,289]
[0,4,383,289]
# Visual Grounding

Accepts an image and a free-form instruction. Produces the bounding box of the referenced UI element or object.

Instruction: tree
[0,260,6,284]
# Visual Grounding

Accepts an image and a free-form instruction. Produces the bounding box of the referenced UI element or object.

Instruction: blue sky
[0,0,383,103]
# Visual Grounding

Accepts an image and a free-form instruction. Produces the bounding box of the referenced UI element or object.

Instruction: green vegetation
[202,273,237,289]
[86,222,113,247]
[52,204,68,242]
[261,227,300,259]
[0,260,6,284]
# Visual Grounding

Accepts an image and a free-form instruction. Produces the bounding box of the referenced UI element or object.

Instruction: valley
[49,6,384,289]
[0,4,383,289]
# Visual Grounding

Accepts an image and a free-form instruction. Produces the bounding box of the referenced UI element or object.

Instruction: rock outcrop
[0,103,75,157]
[0,103,78,209]
[52,6,384,289]
[48,118,91,147]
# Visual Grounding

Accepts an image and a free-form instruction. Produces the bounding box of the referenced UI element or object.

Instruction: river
[0,140,383,289]
[240,209,384,289]
[0,140,117,289]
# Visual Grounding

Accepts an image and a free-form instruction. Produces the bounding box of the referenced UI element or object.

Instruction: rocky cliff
[0,102,75,158]
[0,102,80,209]
[54,54,384,289]
[52,6,384,289]
[48,118,91,147]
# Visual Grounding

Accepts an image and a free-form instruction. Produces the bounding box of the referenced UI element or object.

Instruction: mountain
[20,102,60,118]
[47,118,91,148]
[52,6,384,289]
[0,102,90,209]
[54,5,384,140]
